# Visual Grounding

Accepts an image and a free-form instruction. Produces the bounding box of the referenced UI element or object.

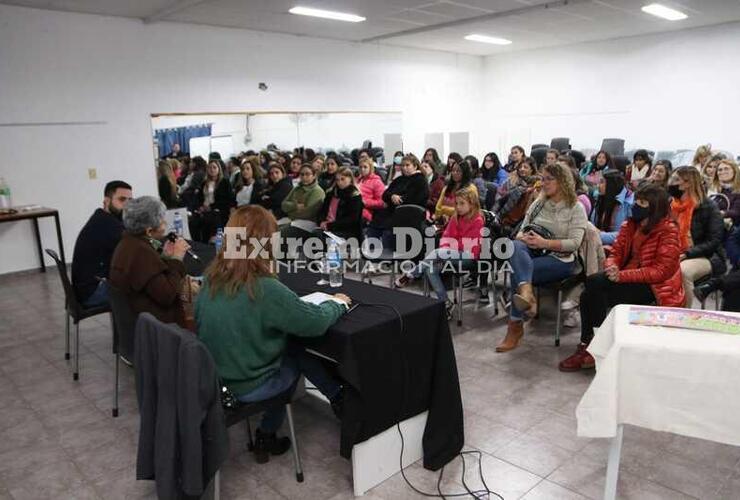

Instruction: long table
[0,206,65,271]
[186,243,464,494]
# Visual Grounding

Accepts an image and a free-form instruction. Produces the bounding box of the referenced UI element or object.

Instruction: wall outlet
[88,168,97,180]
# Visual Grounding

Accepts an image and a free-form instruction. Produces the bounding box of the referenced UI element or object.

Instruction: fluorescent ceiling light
[641,3,688,21]
[464,34,512,45]
[289,6,365,23]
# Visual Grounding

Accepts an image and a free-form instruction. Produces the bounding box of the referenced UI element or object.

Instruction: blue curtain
[155,124,212,157]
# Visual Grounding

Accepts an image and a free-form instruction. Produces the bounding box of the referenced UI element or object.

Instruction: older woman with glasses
[496,161,588,353]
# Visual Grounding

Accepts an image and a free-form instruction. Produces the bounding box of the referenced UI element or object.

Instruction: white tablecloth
[576,304,740,446]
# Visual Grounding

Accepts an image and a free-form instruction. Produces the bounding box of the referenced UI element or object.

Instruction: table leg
[32,218,45,273]
[54,212,66,265]
[604,424,624,500]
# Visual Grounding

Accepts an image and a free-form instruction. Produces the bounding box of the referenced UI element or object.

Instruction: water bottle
[327,239,343,288]
[173,211,184,237]
[215,227,224,253]
[0,178,11,209]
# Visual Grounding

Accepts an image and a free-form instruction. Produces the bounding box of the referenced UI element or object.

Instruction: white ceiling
[3,0,740,55]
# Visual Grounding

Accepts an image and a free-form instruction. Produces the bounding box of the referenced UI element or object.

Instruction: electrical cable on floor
[358,302,504,500]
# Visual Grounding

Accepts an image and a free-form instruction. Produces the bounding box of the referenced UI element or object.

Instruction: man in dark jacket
[71,180,132,306]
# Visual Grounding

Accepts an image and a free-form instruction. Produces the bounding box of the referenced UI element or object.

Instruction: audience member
[669,166,726,303]
[72,180,133,307]
[625,149,652,189]
[387,150,405,181]
[356,159,386,224]
[505,145,525,173]
[191,160,234,242]
[479,152,507,209]
[423,147,444,176]
[318,156,339,191]
[234,159,265,207]
[496,161,587,353]
[446,153,464,177]
[196,205,349,461]
[434,160,475,226]
[713,159,740,225]
[545,149,559,168]
[559,183,685,371]
[692,143,712,170]
[157,160,179,209]
[493,158,540,235]
[703,154,724,194]
[592,171,633,245]
[650,159,672,188]
[579,150,614,197]
[162,142,184,160]
[695,225,740,311]
[317,168,364,241]
[281,164,325,222]
[288,155,303,184]
[260,163,293,219]
[226,157,241,186]
[110,196,190,328]
[422,160,447,213]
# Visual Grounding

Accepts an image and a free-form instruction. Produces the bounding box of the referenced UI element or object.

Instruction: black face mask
[668,185,684,199]
[631,204,650,223]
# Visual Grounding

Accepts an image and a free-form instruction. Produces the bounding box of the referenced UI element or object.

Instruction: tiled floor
[1,270,738,499]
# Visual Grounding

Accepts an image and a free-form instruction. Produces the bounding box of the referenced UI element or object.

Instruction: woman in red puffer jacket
[356,159,386,223]
[559,183,685,372]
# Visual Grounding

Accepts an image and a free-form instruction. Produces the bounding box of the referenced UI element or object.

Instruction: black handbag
[520,201,554,257]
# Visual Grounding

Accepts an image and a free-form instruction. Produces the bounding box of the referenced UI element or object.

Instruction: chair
[531,147,548,168]
[551,137,571,152]
[45,249,111,381]
[531,144,549,153]
[422,262,471,327]
[534,256,587,346]
[613,155,630,173]
[108,285,138,417]
[695,275,721,311]
[601,138,625,157]
[566,150,586,169]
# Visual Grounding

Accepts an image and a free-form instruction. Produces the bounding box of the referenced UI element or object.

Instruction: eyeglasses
[542,175,556,182]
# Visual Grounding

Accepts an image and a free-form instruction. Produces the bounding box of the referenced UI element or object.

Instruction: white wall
[0,4,483,274]
[481,21,740,156]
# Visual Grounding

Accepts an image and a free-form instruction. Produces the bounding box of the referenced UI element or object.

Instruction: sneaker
[558,343,595,372]
[462,277,477,289]
[562,309,579,328]
[394,273,412,288]
[478,288,490,304]
[253,428,291,464]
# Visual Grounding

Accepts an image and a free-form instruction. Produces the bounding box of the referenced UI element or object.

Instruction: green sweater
[195,276,345,395]
[281,180,325,221]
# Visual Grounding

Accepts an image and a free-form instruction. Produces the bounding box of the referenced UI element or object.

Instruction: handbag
[520,201,554,258]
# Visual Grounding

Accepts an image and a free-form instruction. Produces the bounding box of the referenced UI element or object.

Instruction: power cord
[358,302,504,500]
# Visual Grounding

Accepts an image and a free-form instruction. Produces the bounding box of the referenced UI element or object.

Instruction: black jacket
[158,176,179,209]
[318,171,336,192]
[71,208,124,302]
[198,178,234,214]
[260,177,293,219]
[686,198,727,276]
[318,185,364,240]
[372,172,430,228]
[135,313,228,500]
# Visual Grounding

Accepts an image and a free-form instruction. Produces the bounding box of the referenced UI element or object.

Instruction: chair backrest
[551,137,571,152]
[45,248,81,316]
[601,138,625,157]
[567,149,586,169]
[531,144,548,153]
[531,147,547,167]
[613,155,630,173]
[108,285,138,360]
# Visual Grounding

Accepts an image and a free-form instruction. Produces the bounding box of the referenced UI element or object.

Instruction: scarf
[671,197,696,251]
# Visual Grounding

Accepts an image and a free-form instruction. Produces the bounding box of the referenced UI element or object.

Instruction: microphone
[166,232,199,260]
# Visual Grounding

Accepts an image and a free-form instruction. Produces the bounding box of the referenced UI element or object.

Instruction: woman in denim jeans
[496,161,588,353]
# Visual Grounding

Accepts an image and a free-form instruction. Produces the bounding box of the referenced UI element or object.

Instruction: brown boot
[496,320,524,352]
[513,283,537,318]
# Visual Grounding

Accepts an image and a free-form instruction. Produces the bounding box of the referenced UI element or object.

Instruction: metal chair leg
[457,276,463,327]
[492,270,499,316]
[73,323,80,381]
[423,272,430,297]
[113,352,119,417]
[214,470,220,500]
[245,416,254,451]
[452,275,457,304]
[555,289,563,347]
[65,313,70,360]
[285,404,304,482]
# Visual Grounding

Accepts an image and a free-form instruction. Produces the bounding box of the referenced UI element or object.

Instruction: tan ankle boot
[513,283,537,318]
[496,320,524,352]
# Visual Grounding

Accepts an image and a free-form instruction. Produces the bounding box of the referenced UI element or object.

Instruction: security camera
[258,82,268,91]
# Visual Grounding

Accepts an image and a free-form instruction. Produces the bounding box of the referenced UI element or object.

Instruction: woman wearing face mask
[712,159,740,226]
[434,161,476,227]
[559,183,685,372]
[592,171,634,245]
[423,148,444,176]
[668,166,726,303]
[479,152,508,210]
[420,161,446,213]
[650,160,672,188]
[387,151,405,182]
[580,150,615,197]
[318,156,339,191]
[496,162,587,353]
[316,168,364,242]
[260,163,294,219]
[356,159,386,223]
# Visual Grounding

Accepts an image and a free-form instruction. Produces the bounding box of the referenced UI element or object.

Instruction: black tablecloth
[186,243,464,471]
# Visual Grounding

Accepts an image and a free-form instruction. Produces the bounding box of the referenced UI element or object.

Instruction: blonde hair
[540,162,577,207]
[692,144,712,167]
[359,158,375,174]
[454,186,481,220]
[157,160,177,200]
[714,159,740,193]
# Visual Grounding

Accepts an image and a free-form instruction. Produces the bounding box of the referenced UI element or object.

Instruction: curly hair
[539,161,578,207]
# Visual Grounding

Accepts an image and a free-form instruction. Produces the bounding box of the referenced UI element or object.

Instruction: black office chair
[551,137,571,152]
[601,138,625,157]
[695,275,721,311]
[531,143,549,153]
[108,285,138,417]
[534,255,587,346]
[223,379,304,483]
[531,147,548,168]
[45,248,111,381]
[566,150,586,170]
[613,155,630,174]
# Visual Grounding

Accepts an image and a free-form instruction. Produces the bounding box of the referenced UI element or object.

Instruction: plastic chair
[108,285,138,417]
[45,249,111,381]
[551,137,571,152]
[601,138,625,157]
[531,147,548,168]
[531,144,549,153]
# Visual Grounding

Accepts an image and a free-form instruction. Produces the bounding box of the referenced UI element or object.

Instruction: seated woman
[191,160,234,242]
[157,160,179,209]
[478,152,507,209]
[366,154,429,250]
[260,163,293,219]
[559,183,685,371]
[711,159,740,226]
[421,160,446,213]
[669,166,726,303]
[434,161,476,227]
[318,155,339,191]
[196,205,350,462]
[423,147,444,176]
[649,159,672,188]
[281,164,325,225]
[591,170,634,245]
[110,196,190,337]
[317,167,364,242]
[395,186,483,318]
[702,154,723,194]
[496,161,588,353]
[234,158,265,207]
[493,157,540,236]
[287,155,303,185]
[695,225,740,311]
[579,150,615,198]
[356,159,386,224]
[625,149,652,190]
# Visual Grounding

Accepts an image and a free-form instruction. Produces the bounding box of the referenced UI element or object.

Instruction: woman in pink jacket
[356,159,386,223]
[395,186,484,319]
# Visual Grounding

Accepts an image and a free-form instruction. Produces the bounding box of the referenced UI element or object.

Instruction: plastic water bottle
[0,178,11,209]
[173,211,184,237]
[215,227,224,253]
[327,240,343,288]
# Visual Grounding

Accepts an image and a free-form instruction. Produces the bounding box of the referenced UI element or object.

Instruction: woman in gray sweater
[497,161,588,353]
